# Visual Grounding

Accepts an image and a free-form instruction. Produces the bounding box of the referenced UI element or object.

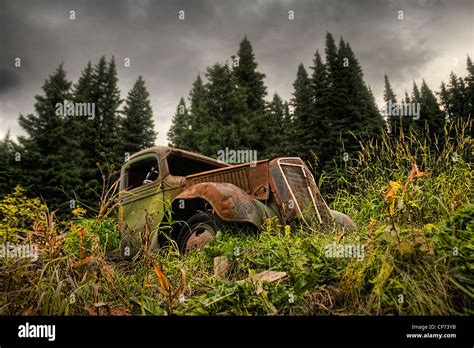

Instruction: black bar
[1,316,472,346]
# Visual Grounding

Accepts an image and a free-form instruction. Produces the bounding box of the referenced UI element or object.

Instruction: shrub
[0,185,48,243]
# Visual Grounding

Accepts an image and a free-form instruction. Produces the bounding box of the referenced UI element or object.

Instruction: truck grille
[279,162,332,225]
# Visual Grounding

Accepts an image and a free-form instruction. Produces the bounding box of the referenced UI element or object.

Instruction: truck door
[119,153,164,257]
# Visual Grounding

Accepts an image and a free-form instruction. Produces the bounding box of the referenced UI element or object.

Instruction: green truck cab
[118,146,355,257]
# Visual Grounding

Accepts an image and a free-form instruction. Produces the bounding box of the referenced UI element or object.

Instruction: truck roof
[128,145,231,167]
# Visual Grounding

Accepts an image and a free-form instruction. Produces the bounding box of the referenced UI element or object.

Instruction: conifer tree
[77,57,123,209]
[121,76,156,155]
[291,64,313,159]
[341,41,385,142]
[167,97,190,149]
[84,57,123,167]
[383,75,397,105]
[232,36,268,154]
[73,61,99,208]
[404,91,411,104]
[281,101,293,156]
[18,65,83,211]
[0,131,22,195]
[310,50,330,164]
[187,74,207,152]
[412,81,421,102]
[439,81,451,120]
[321,34,385,167]
[465,56,474,118]
[410,82,422,133]
[233,36,267,111]
[263,93,286,158]
[197,63,249,157]
[99,57,123,165]
[419,79,445,139]
[439,61,472,124]
[384,74,399,137]
[448,72,467,120]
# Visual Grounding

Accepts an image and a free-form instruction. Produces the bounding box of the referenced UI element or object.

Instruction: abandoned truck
[118,146,355,256]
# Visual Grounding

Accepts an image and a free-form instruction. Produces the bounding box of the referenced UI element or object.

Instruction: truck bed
[183,160,271,200]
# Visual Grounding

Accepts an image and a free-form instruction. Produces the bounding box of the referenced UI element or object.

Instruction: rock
[213,256,230,277]
[237,270,287,294]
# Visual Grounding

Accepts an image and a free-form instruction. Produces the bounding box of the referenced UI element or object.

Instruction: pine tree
[121,76,156,155]
[412,81,421,102]
[176,46,268,159]
[383,75,397,105]
[404,91,411,104]
[321,35,385,167]
[18,64,83,211]
[73,61,95,149]
[439,81,451,120]
[321,33,346,166]
[86,56,123,166]
[310,50,331,165]
[283,101,291,124]
[263,93,286,158]
[196,63,249,157]
[100,57,123,165]
[384,75,403,138]
[0,131,22,195]
[74,62,94,104]
[168,97,190,149]
[281,101,293,156]
[325,33,340,83]
[439,62,472,124]
[341,41,386,142]
[232,36,268,155]
[76,57,123,210]
[466,55,474,118]
[187,74,207,152]
[365,84,386,136]
[233,36,267,111]
[73,62,95,151]
[419,79,445,139]
[410,81,422,133]
[291,64,314,159]
[449,72,467,121]
[73,61,100,208]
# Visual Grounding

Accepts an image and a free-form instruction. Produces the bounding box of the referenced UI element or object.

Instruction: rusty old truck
[118,146,355,256]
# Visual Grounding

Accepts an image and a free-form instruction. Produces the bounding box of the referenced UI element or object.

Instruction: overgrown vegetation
[1,120,472,316]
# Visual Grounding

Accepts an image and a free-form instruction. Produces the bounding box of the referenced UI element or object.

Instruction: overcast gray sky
[1,0,473,144]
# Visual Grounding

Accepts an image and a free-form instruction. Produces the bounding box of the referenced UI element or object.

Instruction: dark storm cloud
[0,69,20,93]
[1,0,472,143]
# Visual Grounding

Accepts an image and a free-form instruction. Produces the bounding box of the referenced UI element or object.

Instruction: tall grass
[324,118,473,315]
[326,118,472,224]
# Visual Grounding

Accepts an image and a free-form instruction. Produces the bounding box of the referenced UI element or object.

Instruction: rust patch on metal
[184,160,270,200]
[174,182,268,226]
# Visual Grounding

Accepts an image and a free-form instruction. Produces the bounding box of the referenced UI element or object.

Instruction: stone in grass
[237,270,288,294]
[213,256,230,278]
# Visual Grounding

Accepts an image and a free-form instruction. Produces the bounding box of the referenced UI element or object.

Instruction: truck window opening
[167,153,224,176]
[126,158,159,190]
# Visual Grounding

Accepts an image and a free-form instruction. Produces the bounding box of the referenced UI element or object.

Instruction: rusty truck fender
[170,182,278,228]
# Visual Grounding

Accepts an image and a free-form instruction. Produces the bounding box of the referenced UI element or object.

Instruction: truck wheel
[176,211,222,254]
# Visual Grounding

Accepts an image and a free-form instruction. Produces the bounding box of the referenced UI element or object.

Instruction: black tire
[176,211,223,254]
